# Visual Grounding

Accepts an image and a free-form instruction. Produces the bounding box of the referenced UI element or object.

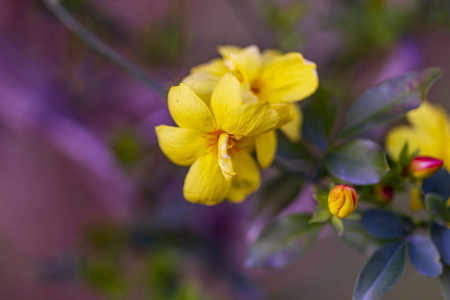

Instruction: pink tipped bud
[409,156,443,179]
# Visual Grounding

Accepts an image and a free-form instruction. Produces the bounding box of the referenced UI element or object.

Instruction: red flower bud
[375,185,394,203]
[409,156,443,179]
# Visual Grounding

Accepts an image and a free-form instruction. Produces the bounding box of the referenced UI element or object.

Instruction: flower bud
[410,187,423,212]
[409,156,443,179]
[328,185,358,218]
[375,184,394,204]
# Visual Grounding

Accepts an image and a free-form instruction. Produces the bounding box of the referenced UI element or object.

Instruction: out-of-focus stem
[42,0,166,96]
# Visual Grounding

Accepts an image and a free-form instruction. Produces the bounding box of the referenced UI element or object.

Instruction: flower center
[207,131,242,181]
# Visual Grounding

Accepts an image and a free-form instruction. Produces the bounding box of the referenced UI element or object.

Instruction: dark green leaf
[431,223,450,266]
[341,221,387,254]
[326,139,389,185]
[397,142,419,167]
[302,88,336,149]
[361,209,407,239]
[440,265,450,300]
[246,214,323,268]
[425,193,450,226]
[275,133,321,180]
[331,216,344,236]
[346,212,362,221]
[313,190,329,210]
[252,173,302,219]
[339,68,443,138]
[423,169,450,202]
[353,240,406,300]
[408,234,443,277]
[309,206,331,224]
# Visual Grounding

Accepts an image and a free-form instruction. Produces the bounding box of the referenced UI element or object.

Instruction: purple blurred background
[0,0,449,299]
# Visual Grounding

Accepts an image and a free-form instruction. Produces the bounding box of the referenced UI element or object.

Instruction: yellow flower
[328,185,358,218]
[155,73,292,205]
[386,101,450,171]
[182,45,318,167]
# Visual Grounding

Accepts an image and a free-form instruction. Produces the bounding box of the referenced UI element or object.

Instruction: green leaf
[408,234,443,277]
[425,193,450,226]
[341,221,387,254]
[309,206,331,224]
[331,216,345,236]
[431,223,450,265]
[423,170,450,208]
[397,142,419,167]
[338,67,443,138]
[313,190,330,210]
[440,265,450,300]
[361,209,407,239]
[246,214,323,268]
[353,240,406,300]
[252,173,303,219]
[302,88,336,150]
[326,139,390,185]
[346,212,362,221]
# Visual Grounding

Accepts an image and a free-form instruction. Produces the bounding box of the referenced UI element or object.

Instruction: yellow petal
[217,45,242,58]
[280,103,302,142]
[262,49,282,64]
[183,59,228,103]
[210,73,242,129]
[227,151,260,203]
[218,133,236,181]
[241,83,258,104]
[386,126,437,160]
[257,52,318,103]
[182,75,219,105]
[190,58,228,76]
[223,102,279,136]
[235,136,255,152]
[328,193,344,216]
[407,102,450,164]
[255,130,277,169]
[270,103,297,129]
[338,188,356,218]
[224,45,263,84]
[407,102,449,138]
[168,83,216,132]
[183,153,231,205]
[155,125,208,166]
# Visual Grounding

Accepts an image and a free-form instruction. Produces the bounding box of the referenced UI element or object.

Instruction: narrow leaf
[408,234,443,277]
[309,206,331,224]
[361,209,407,239]
[246,214,323,268]
[339,68,443,138]
[353,240,406,300]
[313,190,329,210]
[326,139,389,185]
[331,216,345,236]
[440,265,450,300]
[431,223,450,266]
[341,221,387,254]
[425,193,450,226]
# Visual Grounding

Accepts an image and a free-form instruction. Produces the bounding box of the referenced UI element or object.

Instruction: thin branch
[42,0,166,96]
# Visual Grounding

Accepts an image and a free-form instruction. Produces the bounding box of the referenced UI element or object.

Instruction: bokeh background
[1,0,450,299]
